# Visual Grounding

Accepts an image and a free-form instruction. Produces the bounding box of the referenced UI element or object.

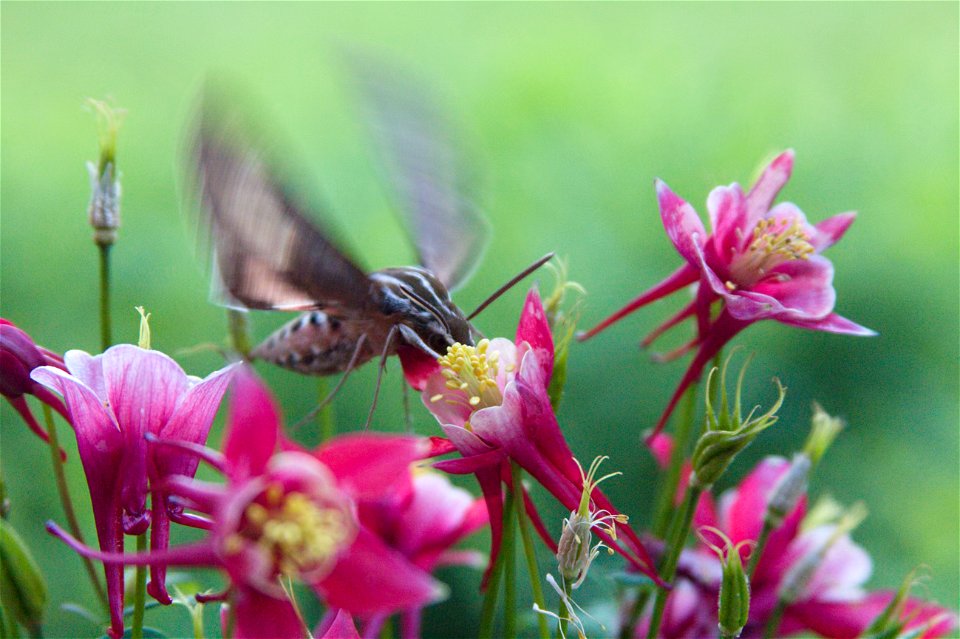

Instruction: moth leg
[364,324,400,431]
[291,333,369,432]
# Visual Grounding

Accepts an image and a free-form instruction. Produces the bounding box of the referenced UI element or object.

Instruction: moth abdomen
[250,311,375,375]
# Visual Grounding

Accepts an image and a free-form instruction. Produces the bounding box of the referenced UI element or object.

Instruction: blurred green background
[2,3,957,637]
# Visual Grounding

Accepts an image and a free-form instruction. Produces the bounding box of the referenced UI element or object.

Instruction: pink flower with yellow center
[48,368,445,639]
[579,151,875,439]
[422,288,662,586]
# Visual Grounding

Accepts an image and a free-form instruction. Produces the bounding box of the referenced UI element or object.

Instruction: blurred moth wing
[190,66,485,376]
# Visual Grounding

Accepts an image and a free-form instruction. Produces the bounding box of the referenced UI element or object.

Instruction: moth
[191,65,549,386]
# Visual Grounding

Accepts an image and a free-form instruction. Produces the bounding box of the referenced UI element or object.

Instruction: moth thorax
[372,267,474,355]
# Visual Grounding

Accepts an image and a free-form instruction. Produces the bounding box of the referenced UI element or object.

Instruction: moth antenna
[467,252,555,321]
[364,325,399,431]
[290,334,369,432]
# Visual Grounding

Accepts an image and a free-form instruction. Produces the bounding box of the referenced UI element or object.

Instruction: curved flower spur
[578,151,876,439]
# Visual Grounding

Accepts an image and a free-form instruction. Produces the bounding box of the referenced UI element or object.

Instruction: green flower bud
[690,353,785,489]
[803,402,844,467]
[0,518,47,633]
[86,98,125,247]
[698,526,751,639]
[556,456,627,588]
[543,257,584,411]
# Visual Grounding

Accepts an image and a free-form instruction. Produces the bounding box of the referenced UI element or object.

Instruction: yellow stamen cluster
[728,217,815,288]
[433,340,504,411]
[230,487,350,578]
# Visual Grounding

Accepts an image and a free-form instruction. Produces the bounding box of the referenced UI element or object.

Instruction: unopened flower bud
[556,456,628,588]
[698,527,751,639]
[86,99,125,247]
[803,402,844,467]
[0,519,47,633]
[765,453,811,528]
[690,353,785,489]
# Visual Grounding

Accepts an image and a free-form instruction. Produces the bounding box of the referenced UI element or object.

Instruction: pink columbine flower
[330,468,487,639]
[633,457,957,638]
[49,368,446,639]
[421,288,662,586]
[32,345,235,637]
[0,318,71,454]
[579,151,876,438]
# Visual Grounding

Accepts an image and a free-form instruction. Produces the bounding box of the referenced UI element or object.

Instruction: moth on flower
[190,59,550,402]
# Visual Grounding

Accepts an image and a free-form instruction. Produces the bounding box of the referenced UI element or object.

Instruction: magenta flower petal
[779,312,878,336]
[317,527,445,615]
[155,363,236,481]
[720,457,790,543]
[707,183,748,256]
[223,367,280,481]
[397,344,439,391]
[743,255,837,321]
[785,592,957,639]
[314,434,431,501]
[393,472,487,564]
[233,587,306,639]
[744,149,795,224]
[515,288,554,381]
[811,211,857,252]
[657,179,707,266]
[316,609,361,639]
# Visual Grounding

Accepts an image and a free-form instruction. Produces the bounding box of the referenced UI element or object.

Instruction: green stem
[503,489,518,639]
[226,310,251,359]
[317,378,335,442]
[746,520,773,578]
[652,383,698,538]
[130,533,147,639]
[646,484,704,639]
[98,244,112,351]
[511,464,550,639]
[478,488,514,639]
[556,578,572,639]
[622,384,698,639]
[41,405,109,612]
[763,598,787,639]
[191,603,204,639]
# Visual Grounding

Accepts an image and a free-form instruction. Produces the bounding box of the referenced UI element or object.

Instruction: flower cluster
[630,456,956,639]
[2,150,955,639]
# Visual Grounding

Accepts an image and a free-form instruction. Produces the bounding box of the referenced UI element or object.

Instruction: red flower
[421,289,662,586]
[579,152,875,439]
[0,318,70,454]
[49,368,445,639]
[330,469,487,638]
